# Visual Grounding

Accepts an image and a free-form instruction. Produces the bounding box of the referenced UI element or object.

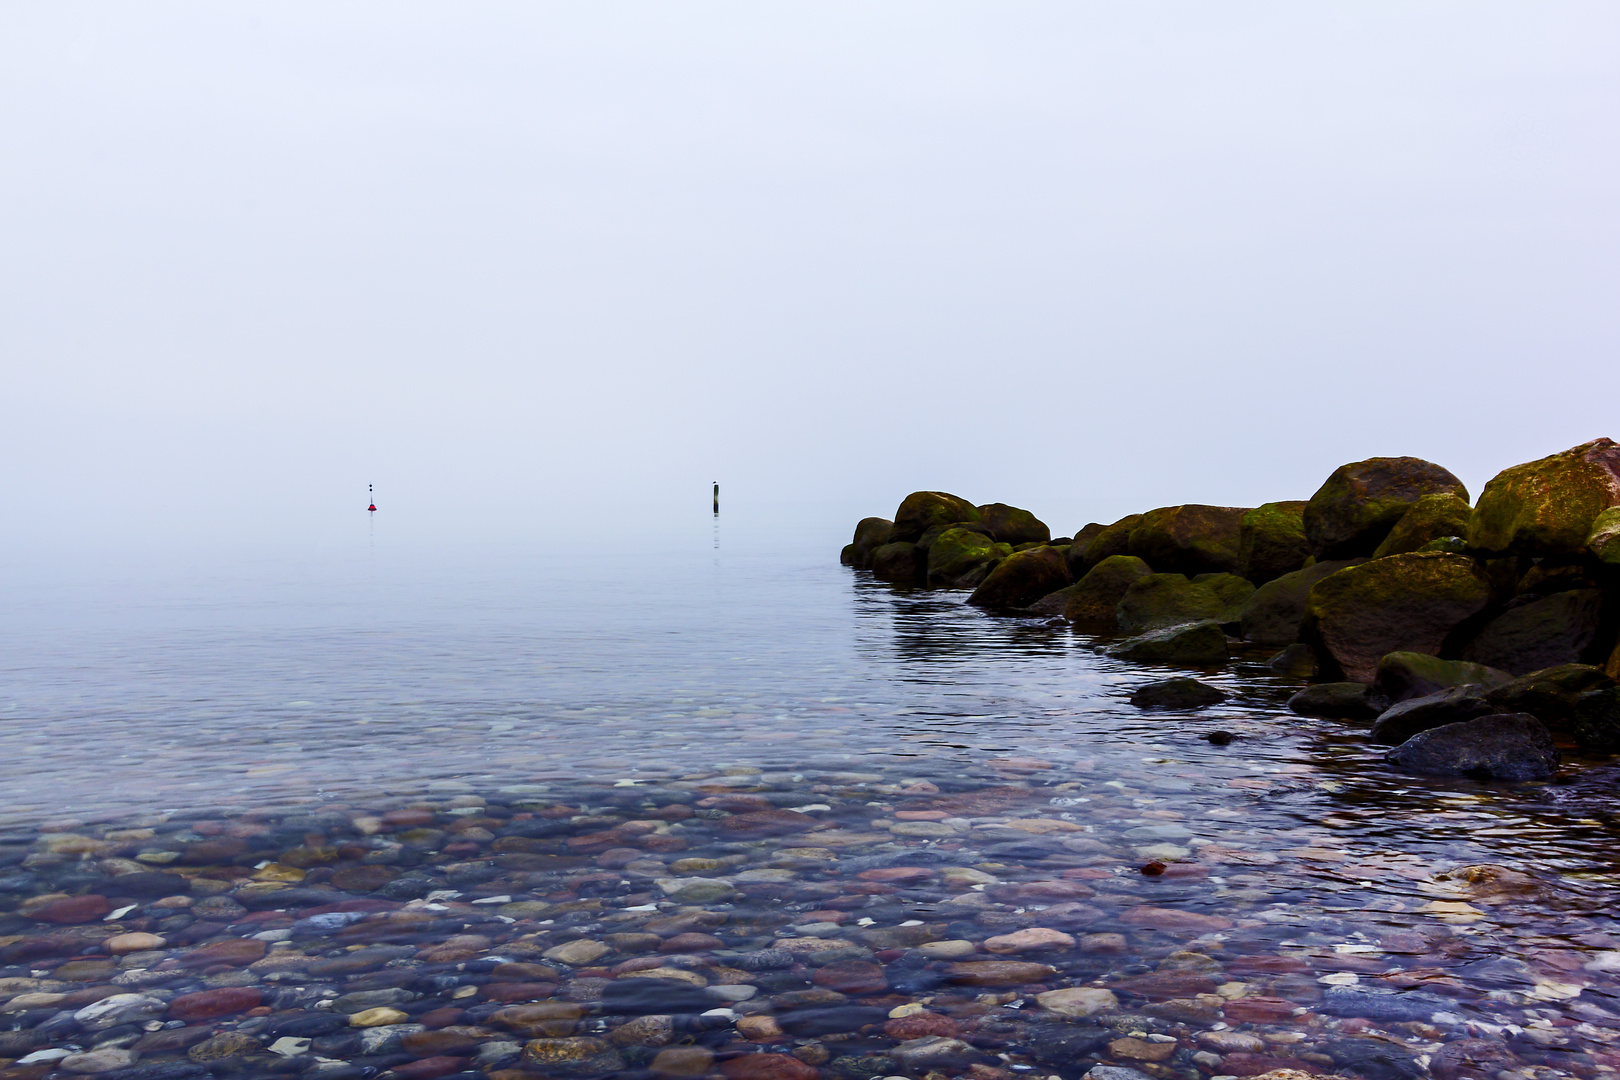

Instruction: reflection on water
[0,531,1618,1069]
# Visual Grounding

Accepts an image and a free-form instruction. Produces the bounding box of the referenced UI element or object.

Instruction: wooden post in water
[713,482,719,515]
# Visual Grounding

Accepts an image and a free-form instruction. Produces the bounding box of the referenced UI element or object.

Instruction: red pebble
[1223,997,1299,1024]
[27,895,112,925]
[168,987,264,1022]
[855,867,937,884]
[418,1007,464,1029]
[391,1056,467,1080]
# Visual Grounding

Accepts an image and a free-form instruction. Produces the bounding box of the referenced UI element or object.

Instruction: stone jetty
[843,439,1620,782]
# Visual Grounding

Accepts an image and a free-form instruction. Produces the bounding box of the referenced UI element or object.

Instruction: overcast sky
[2,3,1617,552]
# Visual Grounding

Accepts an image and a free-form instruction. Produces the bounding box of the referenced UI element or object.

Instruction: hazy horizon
[4,3,1617,556]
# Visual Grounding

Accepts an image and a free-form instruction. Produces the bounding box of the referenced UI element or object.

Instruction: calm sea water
[4,515,1620,975]
[1,515,1615,868]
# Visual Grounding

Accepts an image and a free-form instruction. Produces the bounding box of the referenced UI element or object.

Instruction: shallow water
[2,522,1619,1078]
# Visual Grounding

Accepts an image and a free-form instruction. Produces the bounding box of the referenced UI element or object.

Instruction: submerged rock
[1238,501,1310,585]
[1469,438,1620,556]
[1129,678,1226,710]
[1267,643,1320,678]
[1106,620,1228,667]
[1304,554,1494,682]
[1128,504,1250,576]
[1287,682,1384,720]
[1305,457,1468,559]
[1384,713,1559,780]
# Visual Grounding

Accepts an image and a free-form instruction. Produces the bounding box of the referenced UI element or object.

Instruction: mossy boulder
[1239,559,1360,646]
[892,491,981,544]
[976,503,1050,546]
[1127,505,1250,576]
[1238,502,1309,584]
[1065,523,1107,579]
[1587,507,1620,565]
[1372,493,1473,558]
[1304,457,1468,559]
[844,517,894,569]
[1303,553,1493,682]
[968,546,1070,609]
[1370,651,1512,705]
[927,527,1003,586]
[870,542,923,585]
[1460,589,1607,676]
[916,519,991,557]
[1063,555,1154,632]
[1468,438,1620,556]
[1075,514,1143,577]
[1116,573,1254,635]
[1105,619,1228,667]
[1483,663,1616,730]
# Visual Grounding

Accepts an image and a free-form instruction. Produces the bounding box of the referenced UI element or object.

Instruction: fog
[3,3,1617,556]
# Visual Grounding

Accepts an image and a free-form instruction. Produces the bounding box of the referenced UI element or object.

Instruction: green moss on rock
[1105,619,1228,667]
[976,503,1050,545]
[1468,439,1620,556]
[1305,457,1467,559]
[1586,507,1620,565]
[1116,572,1254,635]
[927,527,1003,586]
[1063,555,1154,632]
[1238,501,1309,585]
[1303,553,1493,682]
[1128,505,1250,576]
[892,491,981,544]
[1239,560,1361,646]
[969,546,1070,609]
[1373,493,1473,558]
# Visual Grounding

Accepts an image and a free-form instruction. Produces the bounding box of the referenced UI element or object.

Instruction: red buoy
[368,483,377,513]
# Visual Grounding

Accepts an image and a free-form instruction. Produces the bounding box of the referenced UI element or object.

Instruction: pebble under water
[2,527,1619,1080]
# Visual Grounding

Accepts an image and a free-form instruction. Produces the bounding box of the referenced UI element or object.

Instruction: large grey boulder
[1384,714,1558,780]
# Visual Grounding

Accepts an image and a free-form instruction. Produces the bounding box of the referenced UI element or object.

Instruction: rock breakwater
[843,440,1620,783]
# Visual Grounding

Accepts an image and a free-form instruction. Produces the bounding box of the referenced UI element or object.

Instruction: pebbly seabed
[2,735,1620,1080]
